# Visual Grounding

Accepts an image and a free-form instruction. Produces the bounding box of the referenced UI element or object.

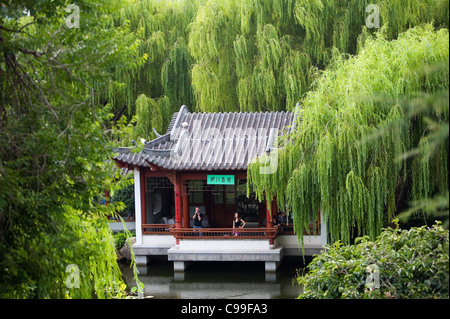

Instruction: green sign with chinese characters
[207,175,235,185]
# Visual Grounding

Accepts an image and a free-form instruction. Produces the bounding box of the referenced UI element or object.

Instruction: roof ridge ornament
[170,105,190,141]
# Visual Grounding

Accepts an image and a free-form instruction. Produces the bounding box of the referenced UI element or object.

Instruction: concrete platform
[132,235,324,271]
[133,235,177,266]
[167,239,284,273]
[168,248,283,262]
[133,245,171,256]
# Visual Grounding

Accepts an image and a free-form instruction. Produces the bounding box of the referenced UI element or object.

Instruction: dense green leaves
[109,0,198,119]
[111,182,135,219]
[298,222,449,299]
[248,25,449,245]
[100,0,449,148]
[0,0,143,298]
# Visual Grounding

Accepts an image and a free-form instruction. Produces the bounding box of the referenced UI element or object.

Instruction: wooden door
[211,185,237,227]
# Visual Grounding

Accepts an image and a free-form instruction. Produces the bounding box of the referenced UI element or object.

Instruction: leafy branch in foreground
[0,0,144,298]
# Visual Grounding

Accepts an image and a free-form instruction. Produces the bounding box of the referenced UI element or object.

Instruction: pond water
[120,256,311,299]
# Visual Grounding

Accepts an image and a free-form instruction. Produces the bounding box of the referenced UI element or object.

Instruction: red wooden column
[104,190,110,205]
[271,197,277,222]
[266,203,274,228]
[166,172,183,244]
[174,174,182,230]
[182,192,189,228]
[266,195,277,245]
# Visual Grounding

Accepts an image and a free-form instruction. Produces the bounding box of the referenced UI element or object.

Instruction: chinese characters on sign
[207,175,235,185]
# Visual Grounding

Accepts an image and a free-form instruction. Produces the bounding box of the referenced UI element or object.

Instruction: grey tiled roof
[113,105,293,171]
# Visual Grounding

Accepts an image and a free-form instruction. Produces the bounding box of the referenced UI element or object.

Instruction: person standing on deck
[192,207,203,234]
[232,212,246,236]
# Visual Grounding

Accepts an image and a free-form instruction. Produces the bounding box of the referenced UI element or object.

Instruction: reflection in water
[120,257,309,299]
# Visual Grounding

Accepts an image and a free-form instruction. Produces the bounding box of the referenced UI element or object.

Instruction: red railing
[142,224,174,234]
[169,226,281,240]
[142,223,320,237]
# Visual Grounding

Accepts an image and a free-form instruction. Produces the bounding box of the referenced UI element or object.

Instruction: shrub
[297,221,449,299]
[114,232,128,250]
[114,230,136,250]
[111,183,135,218]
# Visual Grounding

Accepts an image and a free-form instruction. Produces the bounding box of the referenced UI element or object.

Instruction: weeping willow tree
[188,0,448,113]
[248,25,449,245]
[105,0,199,129]
[133,93,166,141]
[104,0,448,139]
[161,37,194,115]
[188,0,241,112]
[189,0,315,112]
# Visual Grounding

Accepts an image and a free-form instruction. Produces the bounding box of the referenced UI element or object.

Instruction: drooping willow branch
[248,25,449,246]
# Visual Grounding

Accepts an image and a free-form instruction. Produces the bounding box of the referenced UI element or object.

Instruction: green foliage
[188,0,316,112]
[298,222,449,299]
[0,0,143,298]
[133,93,164,141]
[188,0,448,113]
[108,0,199,126]
[189,0,242,112]
[161,37,194,111]
[248,25,449,245]
[2,0,448,298]
[114,231,133,250]
[105,0,449,143]
[111,183,135,218]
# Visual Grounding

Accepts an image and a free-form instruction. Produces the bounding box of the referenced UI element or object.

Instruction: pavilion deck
[134,223,323,273]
